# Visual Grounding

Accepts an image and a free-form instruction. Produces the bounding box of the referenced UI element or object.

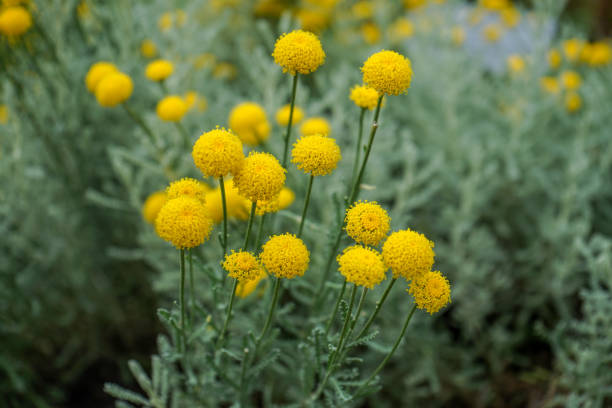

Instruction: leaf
[346,330,379,349]
[104,383,151,406]
[128,360,152,396]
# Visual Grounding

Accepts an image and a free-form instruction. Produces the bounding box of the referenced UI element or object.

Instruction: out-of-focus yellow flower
[562,38,583,62]
[276,104,304,126]
[540,76,560,95]
[156,95,188,122]
[272,29,325,75]
[390,18,414,41]
[229,102,271,146]
[361,22,381,44]
[587,42,612,67]
[0,104,9,124]
[479,0,508,10]
[408,270,451,314]
[500,6,520,27]
[204,179,251,223]
[166,178,209,203]
[236,269,267,298]
[85,62,118,93]
[213,62,237,80]
[76,1,90,19]
[350,85,380,110]
[548,48,561,69]
[184,91,207,111]
[296,8,330,33]
[140,39,157,59]
[361,50,412,95]
[253,0,286,18]
[352,1,373,19]
[482,24,502,43]
[194,53,216,70]
[403,0,426,10]
[175,9,187,26]
[507,54,525,74]
[145,59,174,82]
[158,12,173,32]
[300,117,331,137]
[451,26,465,46]
[0,6,32,37]
[277,187,295,210]
[560,70,581,90]
[565,91,581,113]
[468,8,484,26]
[95,72,133,107]
[255,193,280,216]
[142,191,167,224]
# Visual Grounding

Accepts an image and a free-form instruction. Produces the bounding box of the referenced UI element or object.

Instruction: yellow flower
[300,117,331,137]
[337,245,387,289]
[236,269,267,298]
[276,104,304,126]
[272,29,325,75]
[278,187,295,210]
[587,42,612,67]
[390,18,414,41]
[352,1,373,19]
[222,251,263,281]
[565,91,581,113]
[296,8,331,33]
[229,102,271,146]
[547,48,561,69]
[560,70,581,90]
[540,76,560,95]
[408,270,451,314]
[482,24,502,43]
[155,196,213,249]
[233,152,286,202]
[156,95,188,122]
[85,62,118,93]
[77,1,90,19]
[0,6,32,37]
[291,134,341,176]
[184,91,207,112]
[145,59,174,82]
[260,233,310,279]
[403,0,426,9]
[344,201,390,246]
[500,6,520,27]
[95,72,133,107]
[158,12,173,32]
[204,179,251,223]
[382,229,435,280]
[194,53,216,69]
[562,38,583,62]
[192,127,245,178]
[255,193,280,216]
[166,178,209,203]
[140,39,157,58]
[213,62,238,80]
[349,85,380,110]
[0,104,8,124]
[361,50,412,95]
[479,0,508,10]
[361,22,381,45]
[451,26,465,46]
[142,191,167,224]
[507,54,525,74]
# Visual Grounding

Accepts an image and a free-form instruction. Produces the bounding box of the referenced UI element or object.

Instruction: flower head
[272,29,325,75]
[344,201,390,246]
[192,127,245,178]
[547,49,562,69]
[166,177,209,203]
[236,269,267,298]
[0,6,32,37]
[560,70,581,90]
[562,38,583,62]
[300,117,331,137]
[337,245,387,289]
[361,50,412,95]
[204,179,250,223]
[382,229,435,280]
[451,26,465,46]
[565,91,581,113]
[95,72,133,107]
[255,193,280,216]
[350,85,380,110]
[140,39,157,58]
[155,196,213,249]
[507,55,525,74]
[276,104,304,126]
[278,187,295,210]
[229,102,271,146]
[260,233,310,279]
[540,76,560,95]
[587,42,612,66]
[233,152,286,202]
[145,59,174,81]
[482,24,502,43]
[142,191,167,224]
[408,270,451,314]
[156,95,188,122]
[86,62,118,93]
[291,134,341,176]
[222,251,263,281]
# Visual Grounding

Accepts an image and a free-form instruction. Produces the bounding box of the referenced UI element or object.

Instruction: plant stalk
[297,175,314,238]
[281,73,299,168]
[354,278,397,341]
[219,177,228,256]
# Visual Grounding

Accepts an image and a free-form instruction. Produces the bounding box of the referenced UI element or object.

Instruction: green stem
[189,250,194,325]
[243,201,257,250]
[297,175,314,238]
[217,279,238,347]
[348,287,368,335]
[324,279,347,335]
[353,304,417,399]
[179,249,186,348]
[255,213,266,251]
[354,278,397,341]
[281,73,299,168]
[348,96,384,205]
[122,103,158,146]
[175,121,191,148]
[313,229,343,307]
[219,177,228,256]
[257,277,281,344]
[351,108,367,190]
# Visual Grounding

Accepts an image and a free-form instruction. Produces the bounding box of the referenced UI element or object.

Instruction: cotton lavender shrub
[2,0,612,407]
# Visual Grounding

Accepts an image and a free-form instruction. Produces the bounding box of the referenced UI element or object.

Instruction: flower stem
[219,177,228,256]
[175,121,191,148]
[122,103,157,147]
[179,249,186,349]
[217,279,238,347]
[255,213,266,251]
[351,108,367,191]
[188,250,194,325]
[354,278,397,341]
[243,201,257,250]
[297,174,314,238]
[281,73,299,168]
[324,279,347,335]
[257,277,281,344]
[348,287,368,335]
[352,304,417,399]
[348,95,384,205]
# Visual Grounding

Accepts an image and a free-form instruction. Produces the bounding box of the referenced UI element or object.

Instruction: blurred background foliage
[1,0,611,407]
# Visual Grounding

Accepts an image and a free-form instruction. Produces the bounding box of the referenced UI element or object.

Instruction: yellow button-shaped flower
[350,85,380,110]
[156,95,188,122]
[408,270,451,314]
[142,191,167,224]
[155,196,214,249]
[95,72,133,107]
[300,117,331,137]
[272,29,325,75]
[337,245,387,289]
[192,128,245,178]
[145,59,174,81]
[85,62,118,93]
[291,134,341,176]
[382,229,435,280]
[229,102,270,146]
[361,50,412,95]
[260,233,310,279]
[233,152,286,202]
[0,6,32,37]
[276,104,304,126]
[344,201,390,246]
